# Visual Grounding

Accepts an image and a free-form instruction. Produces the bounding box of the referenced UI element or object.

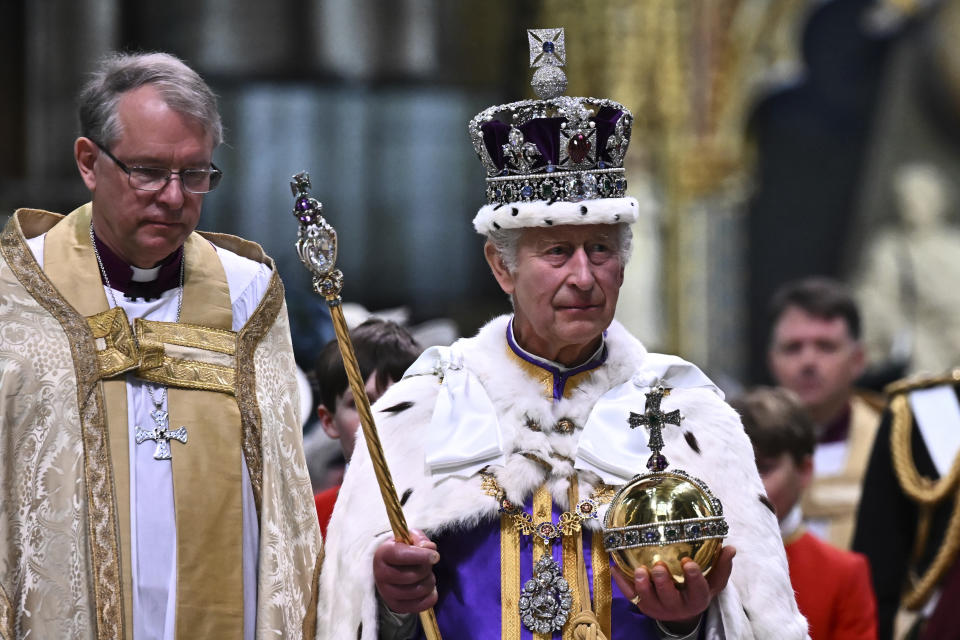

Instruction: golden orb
[603,470,727,584]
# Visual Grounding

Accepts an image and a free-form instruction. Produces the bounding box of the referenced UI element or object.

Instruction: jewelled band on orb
[602,516,729,552]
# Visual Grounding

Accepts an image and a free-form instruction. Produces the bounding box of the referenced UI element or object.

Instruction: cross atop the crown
[628,385,682,472]
[528,28,566,68]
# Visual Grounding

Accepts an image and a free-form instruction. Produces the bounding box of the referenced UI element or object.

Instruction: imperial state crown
[469,28,640,234]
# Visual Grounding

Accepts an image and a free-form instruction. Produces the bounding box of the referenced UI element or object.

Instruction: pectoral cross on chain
[628,385,681,472]
[135,408,188,460]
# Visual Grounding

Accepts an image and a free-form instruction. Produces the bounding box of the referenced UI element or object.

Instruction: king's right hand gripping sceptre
[290,172,442,639]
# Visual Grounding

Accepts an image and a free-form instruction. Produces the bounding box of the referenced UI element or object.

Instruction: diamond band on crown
[485,166,627,206]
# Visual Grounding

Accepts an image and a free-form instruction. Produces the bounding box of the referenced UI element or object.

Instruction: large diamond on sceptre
[289,172,443,640]
[602,386,729,584]
[291,172,342,300]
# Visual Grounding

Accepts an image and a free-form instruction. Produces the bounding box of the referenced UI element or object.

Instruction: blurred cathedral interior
[3,0,960,392]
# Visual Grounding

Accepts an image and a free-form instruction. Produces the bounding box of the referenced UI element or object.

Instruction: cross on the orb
[628,385,681,472]
[135,408,188,460]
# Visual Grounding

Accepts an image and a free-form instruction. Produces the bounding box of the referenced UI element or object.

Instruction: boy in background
[312,318,422,536]
[732,387,878,640]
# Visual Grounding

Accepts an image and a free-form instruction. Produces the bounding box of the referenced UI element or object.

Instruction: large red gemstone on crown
[568,133,591,163]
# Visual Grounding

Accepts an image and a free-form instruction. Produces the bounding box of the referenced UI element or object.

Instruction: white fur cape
[316,316,808,639]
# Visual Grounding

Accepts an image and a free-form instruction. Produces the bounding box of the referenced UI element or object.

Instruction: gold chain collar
[481,471,615,541]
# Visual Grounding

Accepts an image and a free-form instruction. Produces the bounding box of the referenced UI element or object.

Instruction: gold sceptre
[290,171,442,640]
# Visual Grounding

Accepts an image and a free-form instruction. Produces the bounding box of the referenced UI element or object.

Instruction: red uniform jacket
[786,530,878,640]
[314,485,340,539]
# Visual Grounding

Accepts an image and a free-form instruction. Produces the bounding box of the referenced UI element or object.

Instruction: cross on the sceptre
[135,408,188,460]
[628,385,681,472]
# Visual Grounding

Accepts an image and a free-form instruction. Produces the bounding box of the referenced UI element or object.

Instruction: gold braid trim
[501,512,522,640]
[0,582,13,640]
[301,548,323,640]
[885,369,960,396]
[234,270,285,515]
[889,391,960,609]
[903,490,960,610]
[890,394,960,504]
[567,477,609,640]
[591,531,612,638]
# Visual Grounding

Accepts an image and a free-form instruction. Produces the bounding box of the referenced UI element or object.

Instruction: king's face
[493,224,624,366]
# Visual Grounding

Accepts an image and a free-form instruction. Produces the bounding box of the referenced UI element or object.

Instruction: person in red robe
[733,386,878,640]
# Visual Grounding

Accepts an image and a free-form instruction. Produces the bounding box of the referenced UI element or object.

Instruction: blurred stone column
[23,0,119,212]
[310,0,438,79]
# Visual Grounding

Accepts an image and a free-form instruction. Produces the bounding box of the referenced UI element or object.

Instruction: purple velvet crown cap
[479,106,625,176]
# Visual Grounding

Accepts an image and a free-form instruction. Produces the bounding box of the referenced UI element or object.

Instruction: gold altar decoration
[540,0,808,368]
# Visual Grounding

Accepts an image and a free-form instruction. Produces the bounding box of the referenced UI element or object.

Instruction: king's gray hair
[78,52,222,148]
[486,222,634,274]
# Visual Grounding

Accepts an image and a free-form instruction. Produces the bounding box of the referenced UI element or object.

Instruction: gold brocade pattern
[235,270,285,513]
[137,319,237,355]
[562,526,581,640]
[1,583,14,639]
[1,210,124,639]
[592,531,612,637]
[135,355,235,394]
[87,308,139,378]
[1,208,320,639]
[246,290,323,636]
[135,319,237,394]
[501,513,522,640]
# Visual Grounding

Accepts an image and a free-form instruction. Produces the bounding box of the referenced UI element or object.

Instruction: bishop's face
[75,84,214,268]
[486,224,625,366]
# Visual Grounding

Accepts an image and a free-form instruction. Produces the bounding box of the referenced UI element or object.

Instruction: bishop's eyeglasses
[92,140,223,194]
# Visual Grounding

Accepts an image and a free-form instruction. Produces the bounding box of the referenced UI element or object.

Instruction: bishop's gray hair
[78,52,222,148]
[486,222,634,274]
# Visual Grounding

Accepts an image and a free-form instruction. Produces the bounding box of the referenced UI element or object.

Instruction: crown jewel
[469,28,633,208]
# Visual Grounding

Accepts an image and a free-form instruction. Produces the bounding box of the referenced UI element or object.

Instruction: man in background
[733,387,877,640]
[767,277,882,548]
[312,318,421,536]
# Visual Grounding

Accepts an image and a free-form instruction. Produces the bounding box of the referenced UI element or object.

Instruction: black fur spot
[381,401,414,414]
[544,218,553,225]
[614,214,620,221]
[492,222,501,230]
[580,205,588,215]
[511,207,519,216]
[759,494,775,514]
[400,488,414,506]
[683,431,701,454]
